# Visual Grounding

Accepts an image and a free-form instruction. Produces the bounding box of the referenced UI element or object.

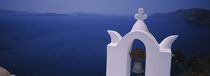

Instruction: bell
[132,61,144,74]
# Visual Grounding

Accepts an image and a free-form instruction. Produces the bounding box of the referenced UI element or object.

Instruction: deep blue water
[0,15,210,76]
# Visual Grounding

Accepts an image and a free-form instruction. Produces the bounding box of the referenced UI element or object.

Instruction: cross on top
[134,8,147,21]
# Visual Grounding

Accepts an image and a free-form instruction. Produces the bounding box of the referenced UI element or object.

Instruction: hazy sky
[0,0,210,15]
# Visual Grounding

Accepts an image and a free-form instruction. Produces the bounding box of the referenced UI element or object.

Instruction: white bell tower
[106,8,178,76]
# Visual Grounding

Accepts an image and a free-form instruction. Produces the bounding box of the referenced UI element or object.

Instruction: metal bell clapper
[132,61,144,74]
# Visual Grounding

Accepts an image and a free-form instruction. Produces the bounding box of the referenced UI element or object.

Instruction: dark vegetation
[172,50,210,76]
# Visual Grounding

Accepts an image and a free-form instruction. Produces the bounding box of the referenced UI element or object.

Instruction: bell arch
[107,29,177,76]
[106,8,178,76]
[112,31,159,76]
[130,39,146,75]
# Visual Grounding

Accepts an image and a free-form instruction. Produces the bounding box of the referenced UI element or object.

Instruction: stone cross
[134,8,147,21]
[106,8,178,76]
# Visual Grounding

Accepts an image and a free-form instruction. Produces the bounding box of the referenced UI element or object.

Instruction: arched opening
[130,39,146,76]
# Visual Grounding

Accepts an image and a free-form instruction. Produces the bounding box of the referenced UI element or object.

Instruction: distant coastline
[0,9,110,17]
[150,8,210,25]
[1,8,210,25]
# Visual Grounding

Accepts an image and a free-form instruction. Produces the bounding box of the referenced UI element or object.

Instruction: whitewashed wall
[106,8,178,76]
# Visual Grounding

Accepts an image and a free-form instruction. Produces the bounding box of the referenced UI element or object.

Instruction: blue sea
[0,15,210,76]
